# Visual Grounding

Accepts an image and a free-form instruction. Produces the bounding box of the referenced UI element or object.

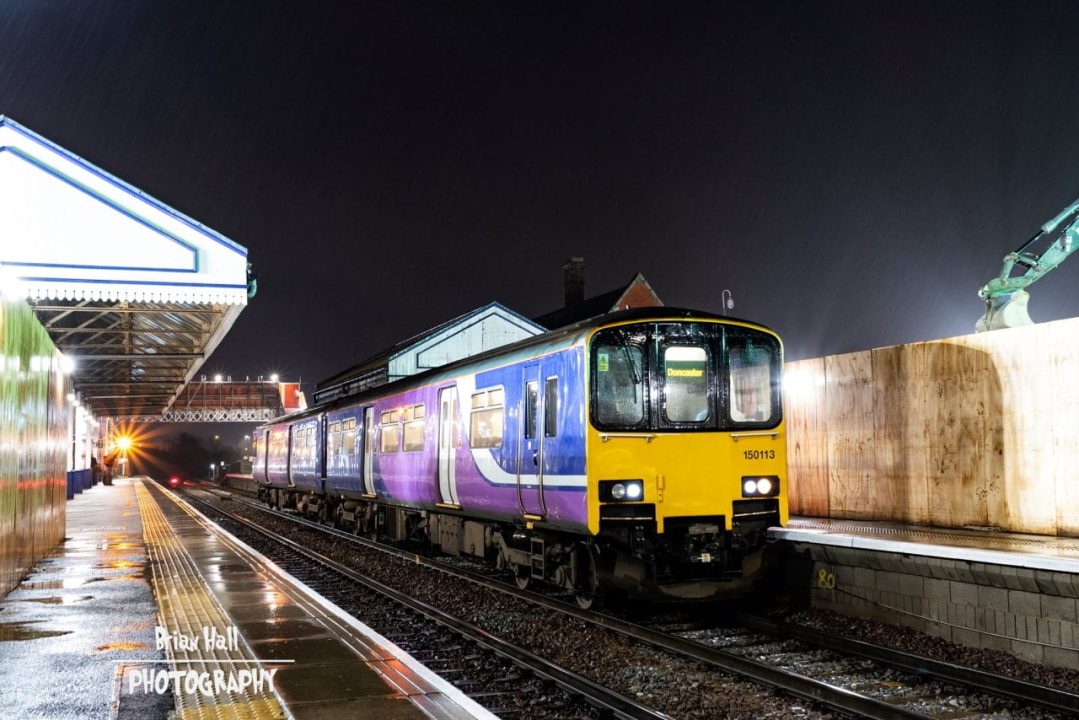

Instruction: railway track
[180,488,666,720]
[187,486,1079,719]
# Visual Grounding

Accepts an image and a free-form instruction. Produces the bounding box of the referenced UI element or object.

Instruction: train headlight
[600,479,645,502]
[741,476,780,497]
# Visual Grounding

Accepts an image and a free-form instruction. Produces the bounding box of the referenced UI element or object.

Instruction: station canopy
[0,116,250,419]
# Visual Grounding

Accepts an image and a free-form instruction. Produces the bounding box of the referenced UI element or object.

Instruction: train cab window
[728,335,777,424]
[342,418,358,456]
[403,404,425,452]
[544,378,558,437]
[593,339,646,427]
[470,388,504,448]
[380,409,401,453]
[663,345,710,423]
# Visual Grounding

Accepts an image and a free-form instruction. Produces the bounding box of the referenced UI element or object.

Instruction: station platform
[774,516,1079,574]
[0,477,497,720]
[771,517,1079,669]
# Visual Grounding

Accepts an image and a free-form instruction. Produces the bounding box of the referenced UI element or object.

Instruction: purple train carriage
[252,307,787,606]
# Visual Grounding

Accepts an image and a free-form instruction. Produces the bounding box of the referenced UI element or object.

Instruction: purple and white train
[252,307,788,605]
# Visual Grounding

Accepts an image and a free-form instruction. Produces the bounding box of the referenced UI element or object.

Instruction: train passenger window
[544,378,558,437]
[728,336,776,424]
[404,404,425,452]
[593,341,645,426]
[342,418,358,457]
[380,410,400,453]
[663,346,710,423]
[524,381,538,439]
[328,421,341,458]
[470,389,504,448]
[293,424,315,463]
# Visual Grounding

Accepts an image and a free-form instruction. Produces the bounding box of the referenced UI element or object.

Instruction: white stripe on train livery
[455,370,587,489]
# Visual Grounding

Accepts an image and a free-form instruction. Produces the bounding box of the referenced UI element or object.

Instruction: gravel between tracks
[207,494,1079,717]
[789,608,1079,692]
[211,496,835,719]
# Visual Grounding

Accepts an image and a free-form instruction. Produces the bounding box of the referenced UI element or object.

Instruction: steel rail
[215,488,1079,717]
[183,490,670,720]
[212,491,930,719]
[733,611,1079,716]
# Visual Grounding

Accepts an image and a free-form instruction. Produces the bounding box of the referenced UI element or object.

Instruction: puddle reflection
[0,621,72,641]
[22,595,94,605]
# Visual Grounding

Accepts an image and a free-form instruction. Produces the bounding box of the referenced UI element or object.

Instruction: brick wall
[615,277,662,311]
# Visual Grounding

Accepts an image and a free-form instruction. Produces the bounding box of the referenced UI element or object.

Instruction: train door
[517,363,545,517]
[437,386,460,506]
[254,430,269,484]
[362,407,375,495]
[287,424,295,487]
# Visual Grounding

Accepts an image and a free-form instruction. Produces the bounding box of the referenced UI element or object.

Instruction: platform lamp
[721,289,735,316]
[116,435,133,477]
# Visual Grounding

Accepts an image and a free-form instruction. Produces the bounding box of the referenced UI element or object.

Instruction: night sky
[4,1,1079,420]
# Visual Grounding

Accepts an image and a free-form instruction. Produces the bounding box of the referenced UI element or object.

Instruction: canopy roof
[0,116,250,418]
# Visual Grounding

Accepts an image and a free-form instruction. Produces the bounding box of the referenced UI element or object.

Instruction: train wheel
[513,563,531,590]
[575,590,601,610]
[572,544,600,609]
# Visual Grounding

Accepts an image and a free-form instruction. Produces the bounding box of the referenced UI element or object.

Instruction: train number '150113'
[742,449,776,460]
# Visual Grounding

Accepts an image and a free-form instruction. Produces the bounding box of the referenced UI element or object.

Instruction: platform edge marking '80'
[251,308,786,604]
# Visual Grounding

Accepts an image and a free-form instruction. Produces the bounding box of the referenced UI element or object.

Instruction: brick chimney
[562,257,584,307]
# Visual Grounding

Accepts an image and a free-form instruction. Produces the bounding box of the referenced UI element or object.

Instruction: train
[251,307,787,606]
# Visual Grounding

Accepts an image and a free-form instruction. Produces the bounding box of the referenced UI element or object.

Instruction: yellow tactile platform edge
[134,480,287,720]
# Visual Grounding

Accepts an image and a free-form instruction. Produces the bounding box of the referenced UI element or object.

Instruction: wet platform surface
[774,516,1079,573]
[0,477,498,720]
[0,477,171,719]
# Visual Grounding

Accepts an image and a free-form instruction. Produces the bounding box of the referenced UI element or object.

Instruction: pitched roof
[533,272,661,329]
[316,301,541,391]
[0,116,250,419]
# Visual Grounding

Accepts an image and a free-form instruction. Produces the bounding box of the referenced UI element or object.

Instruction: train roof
[261,307,780,426]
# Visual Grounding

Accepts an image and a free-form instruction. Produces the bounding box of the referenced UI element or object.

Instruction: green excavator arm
[976,198,1079,332]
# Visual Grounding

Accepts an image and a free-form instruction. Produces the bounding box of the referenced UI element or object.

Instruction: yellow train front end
[583,313,787,601]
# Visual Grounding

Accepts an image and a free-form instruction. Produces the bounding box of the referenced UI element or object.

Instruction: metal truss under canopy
[29,299,245,418]
[0,117,251,420]
[117,408,280,423]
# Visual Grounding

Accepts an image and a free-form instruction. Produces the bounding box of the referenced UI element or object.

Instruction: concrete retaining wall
[780,542,1079,670]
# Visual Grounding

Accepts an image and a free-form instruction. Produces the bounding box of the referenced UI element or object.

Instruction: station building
[0,116,250,596]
